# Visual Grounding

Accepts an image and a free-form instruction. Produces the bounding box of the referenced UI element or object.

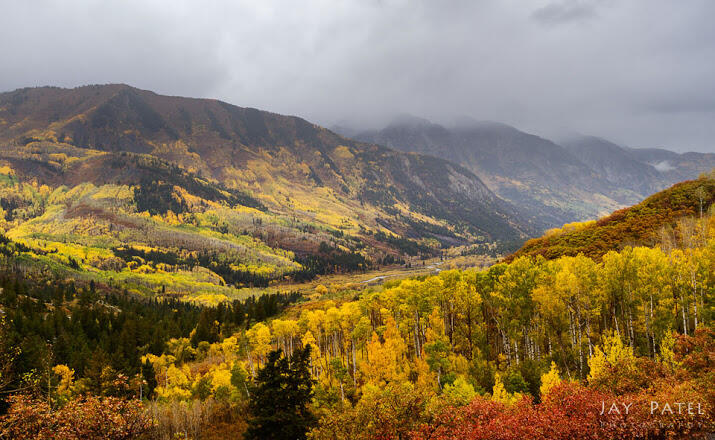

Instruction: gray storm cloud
[1,0,714,152]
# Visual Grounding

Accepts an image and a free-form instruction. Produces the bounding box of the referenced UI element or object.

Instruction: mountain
[624,147,715,184]
[0,85,532,301]
[344,116,715,230]
[347,116,627,229]
[561,135,663,195]
[505,174,715,261]
[0,85,532,241]
[564,136,715,196]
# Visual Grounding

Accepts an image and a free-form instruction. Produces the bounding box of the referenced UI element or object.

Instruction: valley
[0,85,712,440]
[0,86,532,306]
[2,2,714,439]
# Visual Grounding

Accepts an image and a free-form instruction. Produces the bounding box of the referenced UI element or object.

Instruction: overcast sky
[1,0,714,152]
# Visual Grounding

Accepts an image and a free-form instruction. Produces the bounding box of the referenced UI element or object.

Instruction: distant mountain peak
[563,135,629,153]
[387,113,434,128]
[450,116,512,132]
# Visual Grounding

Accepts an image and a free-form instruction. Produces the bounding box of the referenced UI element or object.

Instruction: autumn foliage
[0,394,154,439]
[411,381,713,440]
[1,172,713,438]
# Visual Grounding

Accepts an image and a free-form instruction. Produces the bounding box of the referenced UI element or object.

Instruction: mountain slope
[563,135,715,199]
[349,116,625,229]
[0,85,531,243]
[347,116,715,231]
[562,136,663,196]
[625,147,715,184]
[505,174,715,261]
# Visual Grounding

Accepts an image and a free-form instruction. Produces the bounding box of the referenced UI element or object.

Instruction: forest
[0,184,713,438]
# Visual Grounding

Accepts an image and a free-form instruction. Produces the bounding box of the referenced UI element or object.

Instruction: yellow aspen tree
[302,330,322,377]
[491,373,519,404]
[52,364,75,399]
[361,317,407,386]
[539,362,561,396]
[246,322,272,370]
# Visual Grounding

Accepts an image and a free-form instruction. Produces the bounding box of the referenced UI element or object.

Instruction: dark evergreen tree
[191,309,220,346]
[141,359,157,399]
[245,346,316,440]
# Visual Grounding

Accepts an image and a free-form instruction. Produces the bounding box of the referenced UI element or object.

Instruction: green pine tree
[141,359,157,399]
[245,346,316,440]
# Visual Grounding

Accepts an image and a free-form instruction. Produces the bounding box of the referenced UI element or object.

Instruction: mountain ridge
[0,84,532,249]
[346,116,618,228]
[340,116,715,229]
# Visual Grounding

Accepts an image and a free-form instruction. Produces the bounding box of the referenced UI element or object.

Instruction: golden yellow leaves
[539,362,561,397]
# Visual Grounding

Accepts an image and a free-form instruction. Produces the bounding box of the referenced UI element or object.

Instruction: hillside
[3,182,712,439]
[564,136,715,195]
[505,173,715,261]
[2,94,712,437]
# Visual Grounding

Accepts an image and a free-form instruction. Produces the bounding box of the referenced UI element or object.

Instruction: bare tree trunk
[576,309,583,376]
[628,309,635,349]
[649,294,656,358]
[682,300,688,335]
[414,311,421,358]
[352,339,357,386]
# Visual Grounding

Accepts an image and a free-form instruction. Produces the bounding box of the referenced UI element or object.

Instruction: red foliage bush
[0,394,154,439]
[410,382,713,440]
